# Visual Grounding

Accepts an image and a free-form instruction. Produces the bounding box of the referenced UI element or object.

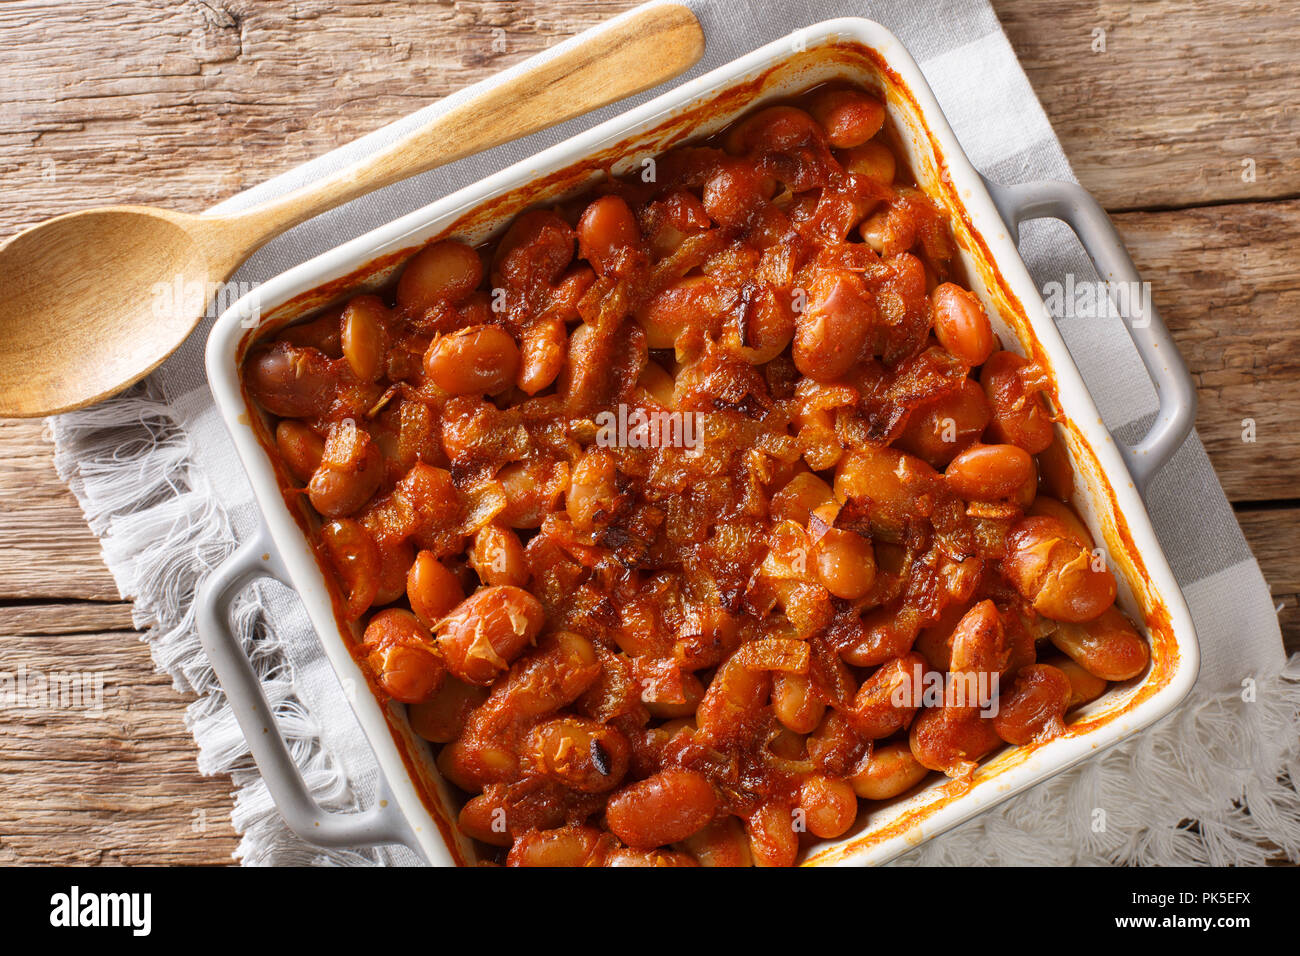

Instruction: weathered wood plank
[0,601,136,636]
[0,419,119,600]
[992,0,1300,210]
[0,627,239,864]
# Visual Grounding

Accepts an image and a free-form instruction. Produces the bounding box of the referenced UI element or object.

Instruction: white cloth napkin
[49,0,1297,866]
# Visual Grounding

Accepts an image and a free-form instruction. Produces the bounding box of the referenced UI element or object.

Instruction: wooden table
[1,0,1295,865]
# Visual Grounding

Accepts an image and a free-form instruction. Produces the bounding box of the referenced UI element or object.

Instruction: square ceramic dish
[201,16,1199,866]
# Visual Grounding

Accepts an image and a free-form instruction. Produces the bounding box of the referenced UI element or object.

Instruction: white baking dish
[202,16,1199,866]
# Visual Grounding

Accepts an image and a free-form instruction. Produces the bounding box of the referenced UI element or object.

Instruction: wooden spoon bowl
[0,207,225,413]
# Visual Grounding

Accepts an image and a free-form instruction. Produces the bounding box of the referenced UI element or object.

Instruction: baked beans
[243,82,1147,866]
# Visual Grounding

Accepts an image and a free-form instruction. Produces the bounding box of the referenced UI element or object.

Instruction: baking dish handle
[980,176,1196,492]
[196,530,417,852]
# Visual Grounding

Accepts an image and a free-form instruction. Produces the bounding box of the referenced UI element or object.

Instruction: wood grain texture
[0,601,136,637]
[0,421,119,600]
[992,0,1300,210]
[0,609,240,865]
[0,0,1296,865]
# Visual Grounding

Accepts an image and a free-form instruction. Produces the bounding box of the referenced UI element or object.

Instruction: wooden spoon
[0,4,705,417]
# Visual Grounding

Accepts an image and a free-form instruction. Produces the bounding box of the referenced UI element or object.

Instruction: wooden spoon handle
[214,4,704,254]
